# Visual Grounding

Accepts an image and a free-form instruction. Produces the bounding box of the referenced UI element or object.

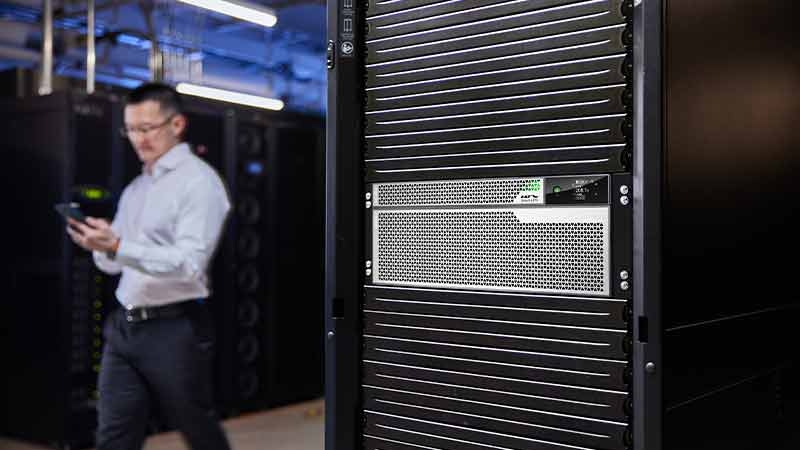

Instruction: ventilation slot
[363,0,632,181]
[361,287,631,450]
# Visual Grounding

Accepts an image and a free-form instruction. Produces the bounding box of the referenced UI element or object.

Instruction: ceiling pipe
[39,0,53,94]
[86,0,96,93]
[0,43,41,63]
[57,0,135,19]
[139,0,164,81]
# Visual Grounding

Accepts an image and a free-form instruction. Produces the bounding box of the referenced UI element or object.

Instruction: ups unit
[0,92,123,449]
[325,1,800,450]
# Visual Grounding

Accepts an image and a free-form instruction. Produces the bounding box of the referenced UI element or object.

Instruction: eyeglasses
[119,114,176,139]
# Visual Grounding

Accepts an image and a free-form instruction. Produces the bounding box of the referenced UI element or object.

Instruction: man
[66,83,232,450]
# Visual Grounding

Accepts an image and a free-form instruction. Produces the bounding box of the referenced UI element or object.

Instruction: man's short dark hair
[125,82,183,116]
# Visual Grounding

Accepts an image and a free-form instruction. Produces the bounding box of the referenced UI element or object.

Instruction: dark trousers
[96,302,231,450]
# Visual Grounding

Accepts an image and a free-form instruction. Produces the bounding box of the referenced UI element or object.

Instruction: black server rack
[226,113,272,411]
[270,124,326,406]
[225,109,326,412]
[325,1,800,450]
[0,92,124,449]
[646,1,800,449]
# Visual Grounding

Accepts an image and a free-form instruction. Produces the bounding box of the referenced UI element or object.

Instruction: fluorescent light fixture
[176,0,277,27]
[176,83,284,111]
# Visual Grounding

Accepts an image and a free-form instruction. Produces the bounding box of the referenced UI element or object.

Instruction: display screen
[544,176,609,205]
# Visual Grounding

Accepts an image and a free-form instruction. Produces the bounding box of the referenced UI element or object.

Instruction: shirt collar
[147,142,192,178]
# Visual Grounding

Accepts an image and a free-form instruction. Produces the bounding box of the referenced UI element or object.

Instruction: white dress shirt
[93,143,231,308]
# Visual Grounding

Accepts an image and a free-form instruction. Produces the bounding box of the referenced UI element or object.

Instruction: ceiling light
[176,0,277,28]
[176,83,285,111]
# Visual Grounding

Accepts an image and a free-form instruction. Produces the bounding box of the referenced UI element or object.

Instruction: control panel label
[512,176,610,206]
[514,178,544,204]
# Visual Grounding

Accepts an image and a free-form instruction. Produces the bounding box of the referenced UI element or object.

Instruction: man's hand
[66,217,120,253]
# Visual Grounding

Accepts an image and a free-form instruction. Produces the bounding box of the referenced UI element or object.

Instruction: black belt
[123,301,199,323]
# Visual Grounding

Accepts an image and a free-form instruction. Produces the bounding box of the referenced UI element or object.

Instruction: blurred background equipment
[0,71,324,449]
[0,0,326,114]
[0,0,328,448]
[0,90,122,450]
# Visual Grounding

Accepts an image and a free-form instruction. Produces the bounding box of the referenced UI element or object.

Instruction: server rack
[223,108,326,412]
[269,124,326,406]
[0,92,124,449]
[326,1,800,449]
[650,1,800,449]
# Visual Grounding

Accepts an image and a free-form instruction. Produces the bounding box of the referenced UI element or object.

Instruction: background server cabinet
[216,108,326,413]
[0,92,123,449]
[325,1,800,449]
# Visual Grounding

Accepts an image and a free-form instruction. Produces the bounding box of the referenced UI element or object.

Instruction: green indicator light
[83,188,104,200]
[553,186,562,193]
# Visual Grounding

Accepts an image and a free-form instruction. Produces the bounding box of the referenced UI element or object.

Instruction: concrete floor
[0,399,324,450]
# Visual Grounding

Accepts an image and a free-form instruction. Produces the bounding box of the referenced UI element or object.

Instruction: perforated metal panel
[375,177,543,206]
[371,178,610,296]
[373,207,609,296]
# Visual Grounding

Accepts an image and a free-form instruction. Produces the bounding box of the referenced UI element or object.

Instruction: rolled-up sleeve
[93,249,123,275]
[114,177,230,280]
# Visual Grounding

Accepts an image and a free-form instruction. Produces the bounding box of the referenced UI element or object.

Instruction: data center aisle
[0,399,324,450]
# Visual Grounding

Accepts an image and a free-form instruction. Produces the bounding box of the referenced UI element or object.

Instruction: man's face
[123,100,186,167]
